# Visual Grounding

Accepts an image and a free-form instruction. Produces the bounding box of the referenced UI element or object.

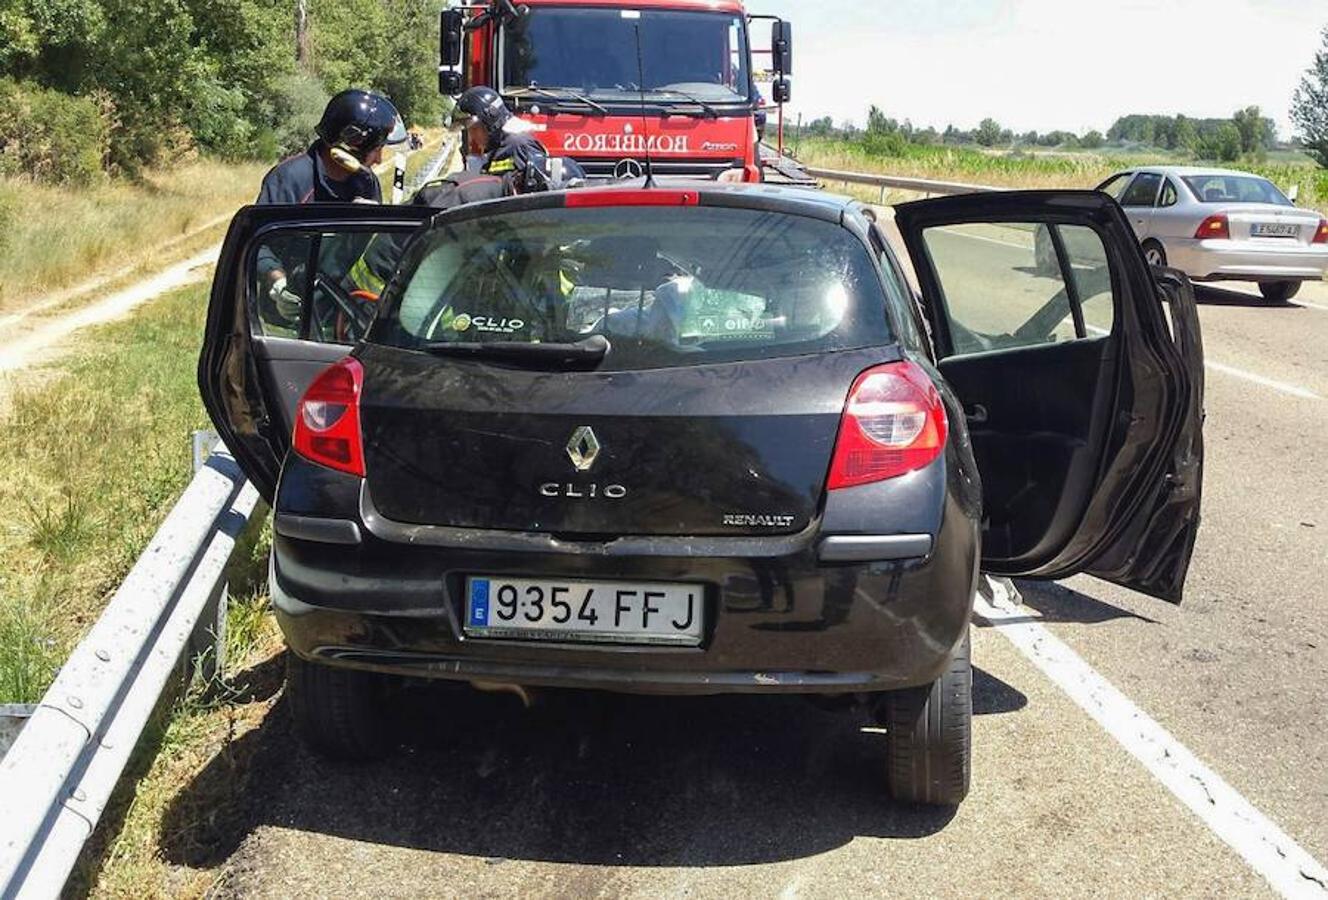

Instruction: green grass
[794,137,1328,213]
[0,159,268,314]
[0,284,216,704]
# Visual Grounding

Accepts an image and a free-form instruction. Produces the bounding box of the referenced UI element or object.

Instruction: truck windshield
[501,7,751,104]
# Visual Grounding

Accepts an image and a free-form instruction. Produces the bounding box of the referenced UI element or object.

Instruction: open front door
[894,191,1204,602]
[198,203,435,501]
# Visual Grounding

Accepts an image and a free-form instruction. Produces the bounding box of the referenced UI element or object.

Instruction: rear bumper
[1166,238,1328,282]
[269,460,979,695]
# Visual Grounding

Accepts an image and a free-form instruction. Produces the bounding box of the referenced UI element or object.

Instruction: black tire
[1141,239,1167,268]
[286,653,394,761]
[879,635,972,806]
[1258,281,1301,304]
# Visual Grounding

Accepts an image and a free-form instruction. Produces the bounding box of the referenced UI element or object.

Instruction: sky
[749,0,1326,139]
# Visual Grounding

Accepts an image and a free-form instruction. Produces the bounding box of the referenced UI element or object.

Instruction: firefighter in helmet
[256,90,408,324]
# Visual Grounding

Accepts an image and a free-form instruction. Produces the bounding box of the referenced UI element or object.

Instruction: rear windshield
[373,205,892,370]
[1182,174,1291,206]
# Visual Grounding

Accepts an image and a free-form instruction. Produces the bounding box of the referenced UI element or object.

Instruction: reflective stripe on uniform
[349,254,387,295]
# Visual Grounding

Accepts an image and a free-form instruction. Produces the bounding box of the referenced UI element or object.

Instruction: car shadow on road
[158,657,1025,871]
[1007,580,1160,626]
[1192,285,1292,309]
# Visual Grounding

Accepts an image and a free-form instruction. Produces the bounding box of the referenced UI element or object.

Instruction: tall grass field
[0,285,217,703]
[0,160,269,314]
[793,137,1328,213]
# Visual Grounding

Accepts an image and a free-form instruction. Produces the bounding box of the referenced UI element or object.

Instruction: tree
[1292,26,1328,167]
[1079,129,1104,149]
[974,117,1002,147]
[1232,105,1273,156]
[1173,115,1198,152]
[1198,122,1242,162]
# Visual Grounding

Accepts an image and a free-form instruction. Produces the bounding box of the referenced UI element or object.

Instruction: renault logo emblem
[613,158,644,180]
[566,426,601,472]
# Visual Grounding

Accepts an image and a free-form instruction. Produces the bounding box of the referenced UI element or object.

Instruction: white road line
[1291,298,1328,312]
[975,588,1328,899]
[1204,360,1320,400]
[935,226,1032,253]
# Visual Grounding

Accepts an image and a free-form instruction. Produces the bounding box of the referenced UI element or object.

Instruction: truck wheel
[879,634,972,806]
[1142,239,1167,268]
[286,653,394,761]
[1259,281,1300,304]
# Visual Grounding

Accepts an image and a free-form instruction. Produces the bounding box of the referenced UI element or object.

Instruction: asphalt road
[178,223,1326,898]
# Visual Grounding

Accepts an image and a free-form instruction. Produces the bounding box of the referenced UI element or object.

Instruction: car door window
[1097,173,1134,201]
[920,222,1114,357]
[1159,178,1179,208]
[253,228,411,345]
[1119,172,1162,208]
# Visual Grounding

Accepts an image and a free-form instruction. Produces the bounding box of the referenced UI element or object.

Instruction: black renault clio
[200,184,1204,805]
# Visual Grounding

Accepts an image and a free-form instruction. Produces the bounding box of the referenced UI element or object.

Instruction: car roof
[1121,165,1273,179]
[427,181,865,231]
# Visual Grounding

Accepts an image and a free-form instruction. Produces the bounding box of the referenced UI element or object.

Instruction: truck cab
[440,0,792,182]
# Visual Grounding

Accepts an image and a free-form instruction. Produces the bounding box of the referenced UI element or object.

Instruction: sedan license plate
[1251,222,1300,238]
[465,576,704,646]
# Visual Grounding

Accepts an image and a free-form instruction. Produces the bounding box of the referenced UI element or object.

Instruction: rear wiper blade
[422,334,610,368]
[508,86,608,117]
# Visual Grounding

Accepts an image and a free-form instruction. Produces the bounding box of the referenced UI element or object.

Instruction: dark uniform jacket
[256,142,381,205]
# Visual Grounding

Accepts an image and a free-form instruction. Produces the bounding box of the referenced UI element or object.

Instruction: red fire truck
[439,0,793,182]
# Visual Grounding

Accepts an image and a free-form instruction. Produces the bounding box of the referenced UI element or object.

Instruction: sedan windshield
[1182,174,1292,206]
[373,205,890,371]
[500,7,750,104]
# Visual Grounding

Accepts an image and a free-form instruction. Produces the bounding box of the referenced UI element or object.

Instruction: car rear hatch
[1222,204,1322,245]
[357,195,895,537]
[358,346,895,536]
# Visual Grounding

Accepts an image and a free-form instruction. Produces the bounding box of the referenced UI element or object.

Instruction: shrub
[0,78,109,184]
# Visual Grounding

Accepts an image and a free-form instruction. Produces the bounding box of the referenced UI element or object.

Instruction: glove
[269,277,303,320]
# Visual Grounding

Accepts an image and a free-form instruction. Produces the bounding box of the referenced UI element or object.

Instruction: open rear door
[893,190,1203,602]
[198,203,435,501]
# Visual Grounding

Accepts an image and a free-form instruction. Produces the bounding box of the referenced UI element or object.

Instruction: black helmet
[458,86,512,144]
[316,89,408,160]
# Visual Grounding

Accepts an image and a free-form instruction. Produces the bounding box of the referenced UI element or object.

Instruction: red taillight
[1314,219,1328,244]
[292,357,365,477]
[826,362,949,490]
[565,189,699,208]
[1194,213,1230,240]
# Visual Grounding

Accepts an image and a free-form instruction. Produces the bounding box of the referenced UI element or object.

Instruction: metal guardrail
[0,446,259,898]
[801,165,999,200]
[405,135,460,196]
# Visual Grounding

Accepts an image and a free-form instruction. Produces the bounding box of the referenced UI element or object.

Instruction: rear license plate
[1251,222,1299,238]
[464,576,704,646]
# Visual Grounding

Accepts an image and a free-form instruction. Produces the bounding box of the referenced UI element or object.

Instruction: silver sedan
[1095,166,1327,303]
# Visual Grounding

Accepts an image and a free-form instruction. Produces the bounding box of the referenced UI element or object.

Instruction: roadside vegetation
[791,103,1328,213]
[0,159,267,313]
[0,285,215,704]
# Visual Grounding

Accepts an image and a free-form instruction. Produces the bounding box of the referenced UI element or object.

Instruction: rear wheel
[286,653,395,760]
[879,634,972,806]
[1259,280,1301,304]
[1141,239,1167,268]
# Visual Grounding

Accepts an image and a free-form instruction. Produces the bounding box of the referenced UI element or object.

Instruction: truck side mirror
[439,70,463,96]
[773,77,791,104]
[771,20,793,76]
[441,9,464,67]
